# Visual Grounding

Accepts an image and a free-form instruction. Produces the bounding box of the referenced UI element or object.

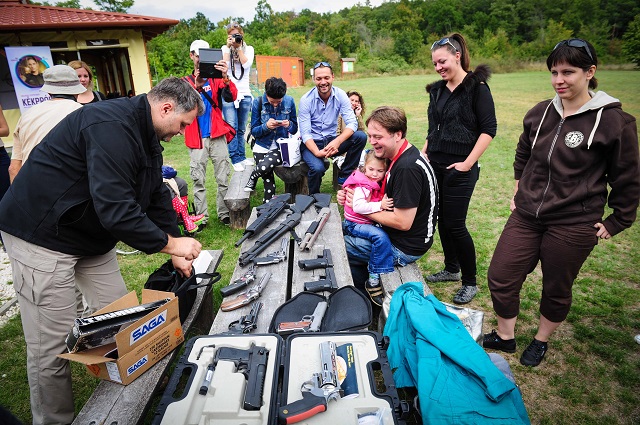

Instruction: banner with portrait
[4,46,54,114]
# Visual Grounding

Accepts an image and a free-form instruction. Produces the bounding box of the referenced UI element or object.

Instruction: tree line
[37,0,640,80]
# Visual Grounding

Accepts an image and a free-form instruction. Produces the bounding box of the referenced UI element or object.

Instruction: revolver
[278,341,342,424]
[220,265,256,298]
[253,237,289,265]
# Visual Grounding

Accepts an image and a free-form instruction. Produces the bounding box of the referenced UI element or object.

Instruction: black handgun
[298,249,333,271]
[212,343,269,410]
[303,267,338,293]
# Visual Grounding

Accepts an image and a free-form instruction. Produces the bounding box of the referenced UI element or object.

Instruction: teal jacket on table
[384,282,530,424]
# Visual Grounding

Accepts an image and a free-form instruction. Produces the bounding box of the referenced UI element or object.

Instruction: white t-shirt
[221,44,254,98]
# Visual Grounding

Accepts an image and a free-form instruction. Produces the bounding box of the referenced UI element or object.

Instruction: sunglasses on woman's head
[553,39,594,63]
[431,37,458,52]
[225,22,241,30]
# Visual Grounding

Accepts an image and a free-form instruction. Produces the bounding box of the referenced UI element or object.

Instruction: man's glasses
[431,37,458,52]
[553,39,594,63]
[313,62,332,69]
[225,22,241,30]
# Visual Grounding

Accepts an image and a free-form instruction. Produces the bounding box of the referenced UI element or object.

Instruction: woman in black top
[421,33,497,304]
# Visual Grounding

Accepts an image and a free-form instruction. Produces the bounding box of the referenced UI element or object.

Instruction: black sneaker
[365,280,384,307]
[453,285,478,304]
[425,270,461,282]
[483,329,516,353]
[520,338,548,367]
[221,217,230,226]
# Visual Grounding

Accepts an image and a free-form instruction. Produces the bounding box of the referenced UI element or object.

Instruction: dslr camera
[232,33,243,44]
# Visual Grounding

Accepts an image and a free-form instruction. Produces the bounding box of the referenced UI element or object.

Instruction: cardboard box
[59,289,184,385]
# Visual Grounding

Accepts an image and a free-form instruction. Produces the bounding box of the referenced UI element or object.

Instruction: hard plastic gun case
[152,331,407,425]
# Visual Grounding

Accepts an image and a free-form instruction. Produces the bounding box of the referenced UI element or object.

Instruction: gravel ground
[0,248,18,328]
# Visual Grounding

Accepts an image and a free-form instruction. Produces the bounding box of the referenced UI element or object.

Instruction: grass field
[0,69,639,424]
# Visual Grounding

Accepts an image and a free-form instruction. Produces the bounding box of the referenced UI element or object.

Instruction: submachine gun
[238,194,315,267]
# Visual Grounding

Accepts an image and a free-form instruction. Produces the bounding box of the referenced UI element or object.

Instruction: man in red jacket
[183,39,238,227]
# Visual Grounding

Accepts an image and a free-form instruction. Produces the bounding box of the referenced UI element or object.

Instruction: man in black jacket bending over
[0,77,204,425]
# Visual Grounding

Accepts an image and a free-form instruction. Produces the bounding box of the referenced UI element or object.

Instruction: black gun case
[152,331,407,425]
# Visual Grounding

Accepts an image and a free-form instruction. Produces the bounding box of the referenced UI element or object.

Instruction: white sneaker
[232,162,245,172]
[242,158,255,166]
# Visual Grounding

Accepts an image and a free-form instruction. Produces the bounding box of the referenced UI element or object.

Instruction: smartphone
[275,120,283,124]
[198,48,223,79]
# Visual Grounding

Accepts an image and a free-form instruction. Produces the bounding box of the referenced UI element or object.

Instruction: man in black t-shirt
[339,106,438,294]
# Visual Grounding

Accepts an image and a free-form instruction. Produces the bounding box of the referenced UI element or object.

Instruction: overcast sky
[81,0,387,22]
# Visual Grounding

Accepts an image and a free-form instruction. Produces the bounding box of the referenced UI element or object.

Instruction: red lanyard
[380,139,409,195]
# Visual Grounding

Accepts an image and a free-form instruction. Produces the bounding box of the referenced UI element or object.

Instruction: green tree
[92,0,133,13]
[622,14,640,66]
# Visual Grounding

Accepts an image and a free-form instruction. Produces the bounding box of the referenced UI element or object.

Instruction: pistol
[221,272,271,312]
[277,301,327,335]
[200,343,269,410]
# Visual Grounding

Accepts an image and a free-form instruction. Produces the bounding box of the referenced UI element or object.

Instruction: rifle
[199,343,269,411]
[235,193,291,247]
[276,301,327,335]
[298,207,330,251]
[238,194,315,267]
[253,237,289,265]
[278,341,341,424]
[221,272,271,312]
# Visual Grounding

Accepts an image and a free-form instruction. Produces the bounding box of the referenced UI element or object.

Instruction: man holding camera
[183,39,237,227]
[298,62,367,194]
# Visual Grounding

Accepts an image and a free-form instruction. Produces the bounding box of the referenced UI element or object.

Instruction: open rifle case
[152,331,407,425]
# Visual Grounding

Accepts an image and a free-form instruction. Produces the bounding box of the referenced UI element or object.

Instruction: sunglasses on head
[553,39,594,63]
[225,22,241,30]
[431,37,458,52]
[313,62,332,70]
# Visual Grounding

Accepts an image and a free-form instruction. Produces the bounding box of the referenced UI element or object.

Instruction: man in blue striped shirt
[298,62,367,193]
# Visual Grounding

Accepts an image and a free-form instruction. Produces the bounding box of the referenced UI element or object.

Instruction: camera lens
[233,34,243,43]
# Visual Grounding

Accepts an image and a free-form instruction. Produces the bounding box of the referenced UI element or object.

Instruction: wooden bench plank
[378,262,431,332]
[209,208,294,335]
[291,203,353,297]
[72,250,223,425]
[224,166,255,229]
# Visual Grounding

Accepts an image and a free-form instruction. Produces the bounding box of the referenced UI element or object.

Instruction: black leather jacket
[0,95,179,255]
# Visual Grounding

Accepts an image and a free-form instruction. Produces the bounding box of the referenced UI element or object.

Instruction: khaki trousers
[2,232,128,425]
[189,136,230,223]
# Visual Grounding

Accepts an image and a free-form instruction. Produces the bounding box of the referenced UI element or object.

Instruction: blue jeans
[344,232,422,290]
[343,220,394,274]
[300,131,367,194]
[222,95,252,165]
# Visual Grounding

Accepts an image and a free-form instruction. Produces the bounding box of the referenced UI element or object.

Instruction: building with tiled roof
[0,0,179,143]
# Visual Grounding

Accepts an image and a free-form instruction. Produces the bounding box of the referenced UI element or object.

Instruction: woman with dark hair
[22,56,44,87]
[244,77,298,202]
[422,33,497,304]
[337,90,366,134]
[483,39,639,367]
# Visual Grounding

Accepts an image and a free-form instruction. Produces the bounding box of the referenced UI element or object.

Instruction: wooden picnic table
[72,250,223,425]
[210,201,352,335]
